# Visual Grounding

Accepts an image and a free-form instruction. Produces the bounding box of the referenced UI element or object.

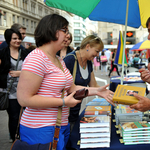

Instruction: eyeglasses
[60,28,69,35]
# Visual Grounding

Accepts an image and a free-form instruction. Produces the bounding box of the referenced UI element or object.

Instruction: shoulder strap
[65,53,77,83]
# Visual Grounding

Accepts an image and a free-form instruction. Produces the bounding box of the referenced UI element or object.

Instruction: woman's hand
[130,93,150,112]
[64,91,82,107]
[96,84,115,106]
[9,70,21,77]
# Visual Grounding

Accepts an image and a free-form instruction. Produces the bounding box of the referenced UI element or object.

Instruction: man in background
[0,23,26,50]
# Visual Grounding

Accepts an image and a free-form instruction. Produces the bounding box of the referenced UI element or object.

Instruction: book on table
[113,85,146,105]
[80,142,110,149]
[80,115,110,128]
[120,121,150,132]
[81,137,110,143]
[80,132,110,138]
[124,139,150,145]
[84,106,111,117]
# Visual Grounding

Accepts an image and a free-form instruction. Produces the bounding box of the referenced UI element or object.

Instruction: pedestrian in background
[100,51,107,75]
[0,28,29,142]
[0,23,26,50]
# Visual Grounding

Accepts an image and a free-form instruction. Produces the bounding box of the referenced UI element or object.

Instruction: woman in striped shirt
[17,14,114,150]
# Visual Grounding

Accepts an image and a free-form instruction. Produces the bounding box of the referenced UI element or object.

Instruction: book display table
[67,108,150,150]
[109,76,148,94]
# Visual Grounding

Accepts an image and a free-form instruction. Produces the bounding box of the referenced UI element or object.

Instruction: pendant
[83,66,85,69]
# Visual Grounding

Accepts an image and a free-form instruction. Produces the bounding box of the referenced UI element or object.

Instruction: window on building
[38,6,42,16]
[74,16,80,20]
[17,16,19,23]
[3,12,6,26]
[82,24,85,29]
[31,21,33,32]
[26,19,28,31]
[0,15,1,26]
[74,22,80,27]
[22,18,25,27]
[13,15,15,24]
[82,31,86,36]
[23,0,28,10]
[125,31,136,44]
[74,29,80,34]
[13,0,18,7]
[107,32,113,45]
[31,2,36,14]
[34,21,36,30]
[45,9,48,16]
[74,36,81,41]
[75,43,80,47]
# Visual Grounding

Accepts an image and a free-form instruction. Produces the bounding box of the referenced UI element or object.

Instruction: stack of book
[115,104,143,125]
[118,121,150,145]
[80,115,111,148]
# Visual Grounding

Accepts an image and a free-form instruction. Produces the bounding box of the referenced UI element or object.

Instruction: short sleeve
[63,53,75,75]
[22,53,46,78]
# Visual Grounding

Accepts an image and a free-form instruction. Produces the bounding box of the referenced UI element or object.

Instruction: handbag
[0,49,21,110]
[10,58,65,150]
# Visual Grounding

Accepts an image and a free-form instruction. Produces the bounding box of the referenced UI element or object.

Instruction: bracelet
[62,98,65,107]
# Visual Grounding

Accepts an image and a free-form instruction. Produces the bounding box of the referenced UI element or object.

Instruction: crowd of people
[0,13,150,150]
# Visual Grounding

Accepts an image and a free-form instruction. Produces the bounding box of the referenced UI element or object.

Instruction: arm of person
[68,82,115,106]
[17,70,81,108]
[109,53,113,61]
[0,59,1,65]
[130,93,150,112]
[9,70,21,77]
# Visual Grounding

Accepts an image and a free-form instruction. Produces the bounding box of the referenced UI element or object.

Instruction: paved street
[0,68,113,150]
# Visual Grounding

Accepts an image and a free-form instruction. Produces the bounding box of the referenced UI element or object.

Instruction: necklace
[79,50,85,69]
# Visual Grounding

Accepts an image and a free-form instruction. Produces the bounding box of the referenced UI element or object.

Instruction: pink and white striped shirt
[20,48,73,128]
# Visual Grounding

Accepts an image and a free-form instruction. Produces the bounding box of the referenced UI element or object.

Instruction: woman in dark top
[57,32,73,58]
[64,35,114,131]
[0,28,29,142]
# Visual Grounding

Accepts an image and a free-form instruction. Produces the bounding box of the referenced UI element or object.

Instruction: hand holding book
[130,92,150,112]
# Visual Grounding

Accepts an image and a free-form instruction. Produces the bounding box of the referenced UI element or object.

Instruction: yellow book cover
[113,85,146,105]
[85,106,111,116]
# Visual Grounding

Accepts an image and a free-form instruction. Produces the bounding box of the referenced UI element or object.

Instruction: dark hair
[101,51,105,56]
[34,14,69,47]
[11,23,26,30]
[4,28,22,45]
[146,17,150,28]
[148,57,150,63]
[69,32,72,43]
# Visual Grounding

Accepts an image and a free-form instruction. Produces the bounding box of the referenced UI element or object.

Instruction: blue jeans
[20,124,70,150]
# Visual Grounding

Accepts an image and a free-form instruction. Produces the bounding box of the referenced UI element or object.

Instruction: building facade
[0,0,73,46]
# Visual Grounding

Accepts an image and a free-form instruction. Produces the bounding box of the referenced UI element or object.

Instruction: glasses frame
[60,28,69,35]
